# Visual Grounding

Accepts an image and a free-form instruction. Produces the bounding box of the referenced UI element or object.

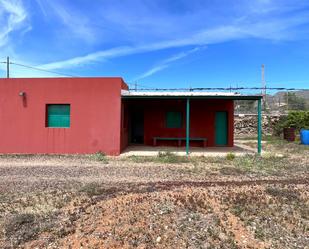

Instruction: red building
[0,78,262,155]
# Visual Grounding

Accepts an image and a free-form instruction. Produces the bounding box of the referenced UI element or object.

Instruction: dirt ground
[0,138,308,248]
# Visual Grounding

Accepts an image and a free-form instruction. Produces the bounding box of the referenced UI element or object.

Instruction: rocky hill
[236,90,309,113]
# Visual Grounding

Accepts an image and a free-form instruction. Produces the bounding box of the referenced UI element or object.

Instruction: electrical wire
[127,82,309,91]
[1,60,309,91]
[9,62,78,77]
[130,87,309,91]
[127,82,157,89]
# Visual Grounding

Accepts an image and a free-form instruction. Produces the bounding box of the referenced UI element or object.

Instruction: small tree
[274,111,309,135]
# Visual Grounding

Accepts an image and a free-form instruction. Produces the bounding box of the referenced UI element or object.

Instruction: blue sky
[1,0,309,90]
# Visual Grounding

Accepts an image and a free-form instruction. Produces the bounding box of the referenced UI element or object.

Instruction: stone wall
[234,114,282,137]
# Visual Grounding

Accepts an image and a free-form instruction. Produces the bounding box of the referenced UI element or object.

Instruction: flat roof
[121,90,263,100]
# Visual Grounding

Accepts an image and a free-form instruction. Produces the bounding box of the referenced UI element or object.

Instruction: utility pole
[286,91,289,112]
[6,56,10,78]
[261,64,266,111]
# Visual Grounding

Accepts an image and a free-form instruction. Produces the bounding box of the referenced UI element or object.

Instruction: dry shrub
[266,187,300,201]
[220,167,245,175]
[157,151,189,163]
[2,213,39,246]
[79,182,120,197]
[128,152,189,164]
[233,154,288,173]
[90,151,108,163]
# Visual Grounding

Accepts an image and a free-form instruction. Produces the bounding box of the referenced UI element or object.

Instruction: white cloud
[0,0,28,47]
[35,0,95,43]
[3,0,309,78]
[36,18,283,71]
[37,24,250,70]
[134,65,168,81]
[35,0,48,18]
[133,47,202,81]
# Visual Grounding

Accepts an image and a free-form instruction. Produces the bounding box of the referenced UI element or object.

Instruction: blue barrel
[300,129,309,145]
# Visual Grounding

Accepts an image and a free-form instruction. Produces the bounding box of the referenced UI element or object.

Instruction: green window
[47,104,70,128]
[166,111,182,128]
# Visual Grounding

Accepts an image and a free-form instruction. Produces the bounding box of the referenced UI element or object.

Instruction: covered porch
[120,143,255,157]
[121,91,263,155]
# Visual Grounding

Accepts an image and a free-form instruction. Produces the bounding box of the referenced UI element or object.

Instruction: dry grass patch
[127,151,190,164]
[220,184,309,248]
[48,188,239,249]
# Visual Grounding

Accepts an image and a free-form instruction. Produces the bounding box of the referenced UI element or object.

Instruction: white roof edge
[121,90,242,96]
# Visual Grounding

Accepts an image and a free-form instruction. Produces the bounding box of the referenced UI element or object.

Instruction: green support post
[257,98,262,154]
[186,98,190,155]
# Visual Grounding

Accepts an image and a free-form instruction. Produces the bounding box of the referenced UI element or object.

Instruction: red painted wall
[0,78,126,155]
[124,99,234,148]
[120,101,129,151]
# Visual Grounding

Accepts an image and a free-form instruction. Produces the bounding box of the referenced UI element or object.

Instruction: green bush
[91,151,108,163]
[274,111,309,135]
[226,152,236,160]
[157,151,189,163]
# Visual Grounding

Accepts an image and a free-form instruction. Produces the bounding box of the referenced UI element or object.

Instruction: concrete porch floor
[120,143,256,157]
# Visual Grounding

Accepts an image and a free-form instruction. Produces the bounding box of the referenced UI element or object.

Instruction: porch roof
[121,90,262,100]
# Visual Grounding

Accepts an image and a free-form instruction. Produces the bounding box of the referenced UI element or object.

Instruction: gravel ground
[0,139,308,248]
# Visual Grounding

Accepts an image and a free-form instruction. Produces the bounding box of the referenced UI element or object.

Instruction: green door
[215,112,228,146]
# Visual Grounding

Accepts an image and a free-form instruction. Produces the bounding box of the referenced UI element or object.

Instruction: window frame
[46,104,71,128]
[166,111,182,128]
